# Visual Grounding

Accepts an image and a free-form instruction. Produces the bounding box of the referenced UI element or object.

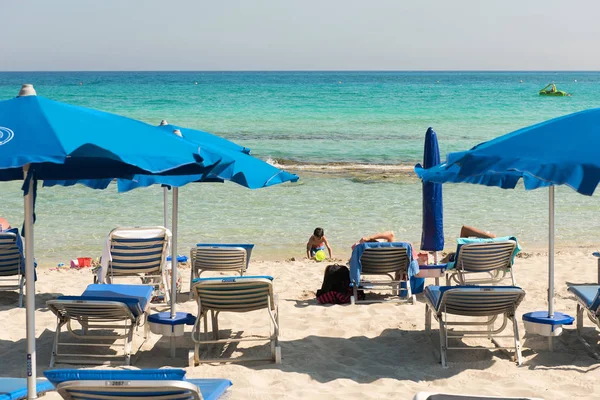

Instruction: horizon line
[1,69,599,73]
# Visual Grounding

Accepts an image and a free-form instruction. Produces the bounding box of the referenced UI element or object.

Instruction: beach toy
[315,250,326,262]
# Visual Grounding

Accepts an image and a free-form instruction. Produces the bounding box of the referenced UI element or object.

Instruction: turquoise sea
[0,71,599,264]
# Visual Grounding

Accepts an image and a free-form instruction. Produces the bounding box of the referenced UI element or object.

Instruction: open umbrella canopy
[418,127,444,252]
[0,86,223,181]
[444,107,600,196]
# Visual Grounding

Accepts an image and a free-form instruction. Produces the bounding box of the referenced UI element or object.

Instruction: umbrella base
[522,311,574,337]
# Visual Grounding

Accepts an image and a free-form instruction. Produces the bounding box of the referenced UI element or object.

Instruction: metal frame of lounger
[425,287,525,368]
[569,286,600,360]
[0,232,25,308]
[55,380,206,400]
[352,247,414,304]
[190,277,281,365]
[105,226,170,302]
[447,241,517,286]
[413,392,544,400]
[47,299,150,366]
[189,246,247,295]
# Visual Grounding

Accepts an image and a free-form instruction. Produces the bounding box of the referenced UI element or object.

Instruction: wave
[266,158,418,175]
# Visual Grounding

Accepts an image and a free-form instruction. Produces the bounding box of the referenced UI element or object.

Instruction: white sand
[1,251,599,400]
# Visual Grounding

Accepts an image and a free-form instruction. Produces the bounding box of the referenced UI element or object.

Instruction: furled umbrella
[0,84,226,399]
[416,127,444,265]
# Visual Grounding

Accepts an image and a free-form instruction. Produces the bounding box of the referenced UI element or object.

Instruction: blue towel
[0,378,54,400]
[349,242,419,286]
[447,236,521,270]
[56,284,153,317]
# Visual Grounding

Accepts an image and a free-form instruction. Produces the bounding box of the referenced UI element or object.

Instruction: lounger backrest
[0,232,21,277]
[360,247,409,276]
[190,247,246,276]
[439,287,525,317]
[193,278,274,312]
[47,299,138,322]
[455,241,516,273]
[57,380,203,400]
[109,229,168,275]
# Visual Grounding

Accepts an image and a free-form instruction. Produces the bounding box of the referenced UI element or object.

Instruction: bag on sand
[316,264,363,304]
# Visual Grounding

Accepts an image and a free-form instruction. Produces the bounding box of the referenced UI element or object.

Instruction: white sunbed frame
[0,232,25,308]
[104,226,170,303]
[447,240,517,286]
[189,246,247,296]
[55,380,206,400]
[425,287,525,368]
[190,277,281,365]
[413,392,544,400]
[571,288,600,360]
[47,298,150,366]
[351,246,414,305]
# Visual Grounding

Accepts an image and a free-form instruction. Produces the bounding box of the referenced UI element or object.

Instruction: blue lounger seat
[189,245,254,295]
[424,285,526,367]
[0,378,54,400]
[44,369,231,400]
[47,284,153,366]
[567,284,600,359]
[190,275,281,365]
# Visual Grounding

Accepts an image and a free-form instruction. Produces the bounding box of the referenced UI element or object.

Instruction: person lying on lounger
[440,225,496,263]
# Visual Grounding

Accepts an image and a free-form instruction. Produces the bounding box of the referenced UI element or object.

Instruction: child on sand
[306,227,333,259]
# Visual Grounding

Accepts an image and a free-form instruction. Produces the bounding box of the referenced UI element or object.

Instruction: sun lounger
[190,276,281,365]
[43,369,232,400]
[446,239,518,286]
[349,242,418,304]
[413,393,543,400]
[424,285,525,367]
[0,229,27,308]
[189,246,248,294]
[0,377,54,400]
[96,226,171,302]
[567,284,600,359]
[46,284,153,366]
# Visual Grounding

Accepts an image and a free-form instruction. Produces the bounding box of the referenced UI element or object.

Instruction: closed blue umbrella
[0,84,222,399]
[417,128,444,256]
[414,108,600,349]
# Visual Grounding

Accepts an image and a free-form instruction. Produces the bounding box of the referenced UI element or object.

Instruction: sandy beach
[0,250,599,400]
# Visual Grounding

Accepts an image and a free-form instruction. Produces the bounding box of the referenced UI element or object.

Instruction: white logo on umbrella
[0,127,14,146]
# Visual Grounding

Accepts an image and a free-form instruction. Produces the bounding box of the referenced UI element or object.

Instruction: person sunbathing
[440,225,496,263]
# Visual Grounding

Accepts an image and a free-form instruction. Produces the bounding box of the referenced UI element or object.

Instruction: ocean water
[0,71,599,264]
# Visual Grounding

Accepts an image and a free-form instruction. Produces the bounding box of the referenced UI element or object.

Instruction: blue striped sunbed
[46,284,153,366]
[189,245,253,294]
[568,284,600,359]
[0,378,54,400]
[0,229,27,308]
[43,369,231,400]
[190,276,281,365]
[424,285,526,367]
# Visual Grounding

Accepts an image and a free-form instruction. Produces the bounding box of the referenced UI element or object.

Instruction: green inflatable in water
[539,83,570,96]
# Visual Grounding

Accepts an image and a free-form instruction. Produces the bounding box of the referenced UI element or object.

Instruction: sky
[1,0,598,71]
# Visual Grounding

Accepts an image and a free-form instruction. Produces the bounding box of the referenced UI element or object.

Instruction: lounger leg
[511,315,523,366]
[50,319,64,367]
[425,304,431,333]
[18,275,24,308]
[211,310,219,341]
[439,313,447,368]
[351,285,357,305]
[577,304,584,335]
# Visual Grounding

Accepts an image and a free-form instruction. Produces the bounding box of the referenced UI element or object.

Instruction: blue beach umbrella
[415,108,600,349]
[0,84,224,399]
[45,121,299,336]
[417,127,444,256]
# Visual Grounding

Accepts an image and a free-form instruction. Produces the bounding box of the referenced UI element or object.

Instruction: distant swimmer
[436,80,440,83]
[79,82,83,85]
[520,80,523,83]
[574,79,577,82]
[194,82,198,85]
[338,81,342,84]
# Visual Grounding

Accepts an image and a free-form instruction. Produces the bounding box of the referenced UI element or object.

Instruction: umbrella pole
[23,166,37,399]
[163,186,169,228]
[548,185,555,351]
[170,187,179,357]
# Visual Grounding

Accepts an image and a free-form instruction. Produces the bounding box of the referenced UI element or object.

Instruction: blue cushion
[425,285,524,310]
[187,379,232,400]
[0,378,54,400]
[193,275,273,284]
[57,284,153,317]
[569,285,600,311]
[43,369,186,386]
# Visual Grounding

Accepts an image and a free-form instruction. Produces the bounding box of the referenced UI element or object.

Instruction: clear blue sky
[2,0,598,71]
